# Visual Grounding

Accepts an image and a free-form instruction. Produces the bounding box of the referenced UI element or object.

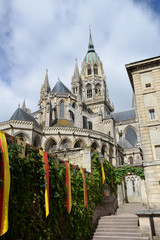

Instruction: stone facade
[0,32,159,209]
[126,57,160,208]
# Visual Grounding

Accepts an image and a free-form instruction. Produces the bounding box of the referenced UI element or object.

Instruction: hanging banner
[101,161,106,184]
[80,169,88,211]
[0,131,10,236]
[65,162,72,214]
[39,150,49,218]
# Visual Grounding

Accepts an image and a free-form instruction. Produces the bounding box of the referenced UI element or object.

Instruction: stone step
[100,213,138,219]
[97,225,139,231]
[92,204,149,240]
[92,236,149,240]
[98,221,138,226]
[100,215,138,219]
[99,218,138,223]
[94,231,142,237]
[116,210,143,214]
[96,228,141,232]
[97,225,139,229]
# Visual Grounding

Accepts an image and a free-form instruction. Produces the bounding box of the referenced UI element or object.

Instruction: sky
[0,0,160,121]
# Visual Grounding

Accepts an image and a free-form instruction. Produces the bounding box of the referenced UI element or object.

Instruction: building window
[125,127,137,147]
[129,156,133,164]
[88,121,92,130]
[86,84,92,98]
[149,109,155,120]
[94,65,98,75]
[95,83,101,97]
[83,116,87,129]
[88,66,91,75]
[60,101,64,118]
[145,83,151,88]
[155,145,160,159]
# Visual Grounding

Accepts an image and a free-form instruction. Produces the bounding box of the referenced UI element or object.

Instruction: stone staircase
[116,203,147,214]
[92,203,149,240]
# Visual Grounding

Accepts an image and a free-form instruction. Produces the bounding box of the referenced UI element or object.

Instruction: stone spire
[21,99,26,111]
[88,30,95,53]
[41,69,51,93]
[71,59,82,100]
[73,58,79,77]
[21,99,31,114]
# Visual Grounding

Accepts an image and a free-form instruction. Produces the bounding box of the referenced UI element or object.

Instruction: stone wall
[54,147,92,172]
[92,195,117,233]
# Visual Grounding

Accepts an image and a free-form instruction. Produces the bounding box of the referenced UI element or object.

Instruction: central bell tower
[80,31,114,117]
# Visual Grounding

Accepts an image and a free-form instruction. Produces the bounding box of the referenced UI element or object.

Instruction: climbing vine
[0,145,116,240]
[114,165,145,184]
[0,138,144,240]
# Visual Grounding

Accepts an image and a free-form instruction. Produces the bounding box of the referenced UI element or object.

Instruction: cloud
[0,0,160,121]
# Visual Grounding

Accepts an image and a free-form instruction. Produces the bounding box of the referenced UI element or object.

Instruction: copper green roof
[84,31,99,64]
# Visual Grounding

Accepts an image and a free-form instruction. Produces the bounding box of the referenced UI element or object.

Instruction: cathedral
[0,32,160,209]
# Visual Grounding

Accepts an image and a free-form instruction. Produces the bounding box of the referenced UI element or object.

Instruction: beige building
[0,32,159,209]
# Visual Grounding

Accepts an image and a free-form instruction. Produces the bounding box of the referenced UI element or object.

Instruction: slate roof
[118,136,134,149]
[10,108,41,128]
[110,108,136,122]
[52,79,71,94]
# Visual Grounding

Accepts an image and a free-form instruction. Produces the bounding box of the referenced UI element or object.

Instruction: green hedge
[114,165,145,184]
[0,144,116,240]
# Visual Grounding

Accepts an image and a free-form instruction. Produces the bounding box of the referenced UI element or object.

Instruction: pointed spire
[42,69,51,93]
[88,29,95,53]
[73,58,79,77]
[21,99,26,110]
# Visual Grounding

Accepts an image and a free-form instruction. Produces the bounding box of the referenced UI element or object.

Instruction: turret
[71,59,82,103]
[21,99,31,114]
[40,69,51,101]
[45,94,51,127]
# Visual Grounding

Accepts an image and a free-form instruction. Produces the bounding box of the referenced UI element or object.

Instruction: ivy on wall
[0,138,144,240]
[0,144,116,240]
[114,165,145,184]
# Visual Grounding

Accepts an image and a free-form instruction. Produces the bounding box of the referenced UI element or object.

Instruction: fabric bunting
[65,162,72,214]
[80,169,88,211]
[0,131,10,236]
[39,150,49,218]
[101,161,106,184]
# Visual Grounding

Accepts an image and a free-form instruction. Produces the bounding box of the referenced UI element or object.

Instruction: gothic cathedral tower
[72,31,114,118]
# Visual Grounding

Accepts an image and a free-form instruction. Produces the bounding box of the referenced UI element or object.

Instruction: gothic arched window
[60,101,64,118]
[95,83,101,97]
[87,84,92,98]
[45,139,57,152]
[94,64,98,75]
[88,65,91,75]
[125,127,137,147]
[60,138,71,150]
